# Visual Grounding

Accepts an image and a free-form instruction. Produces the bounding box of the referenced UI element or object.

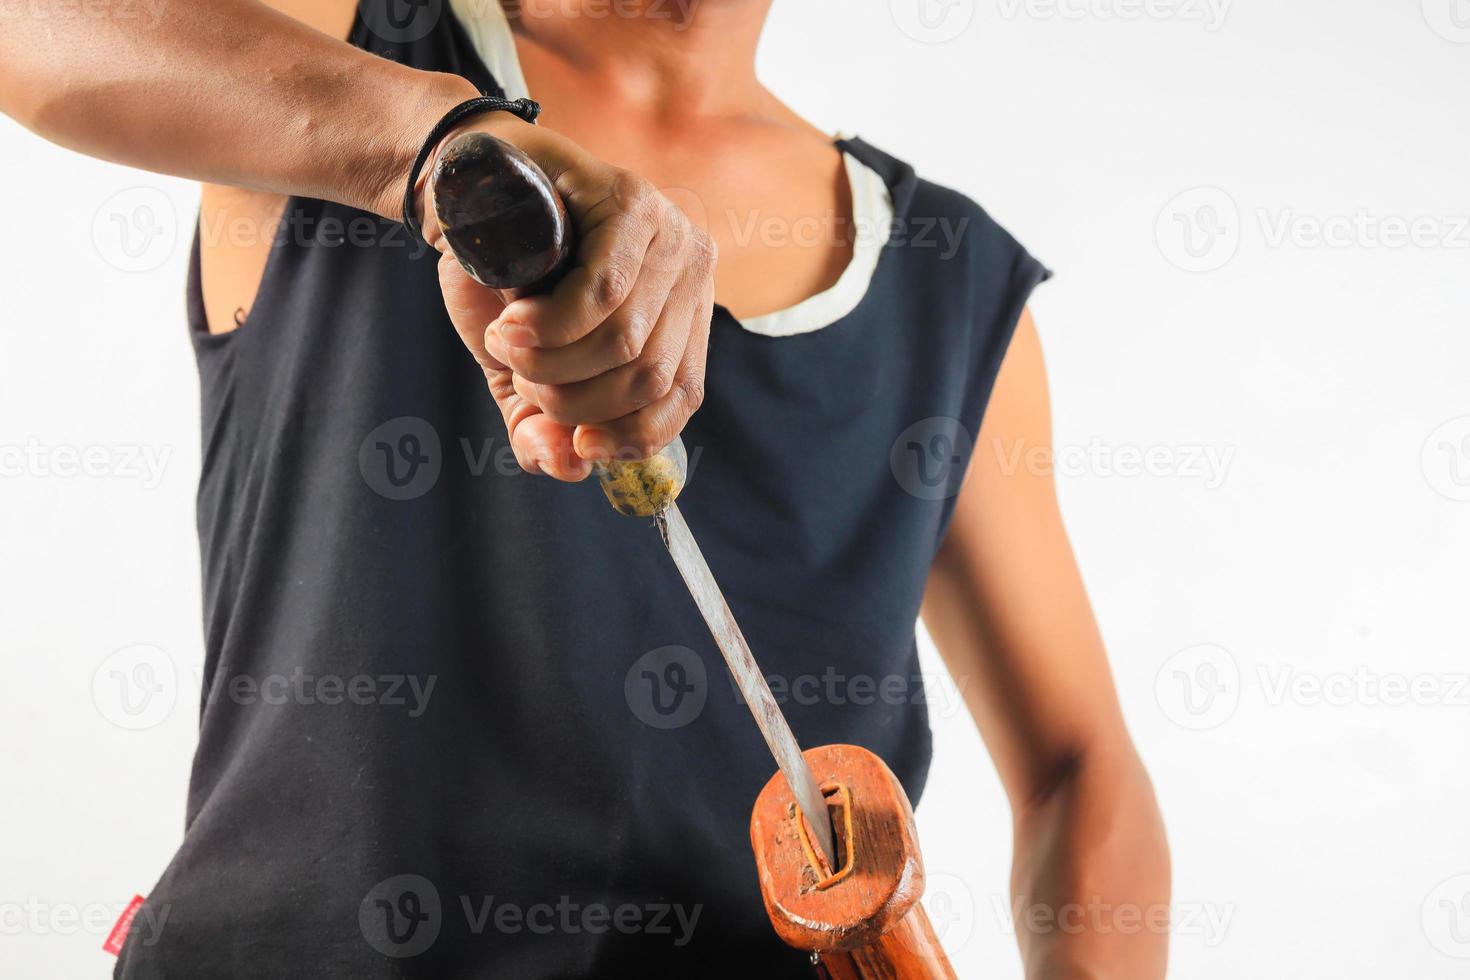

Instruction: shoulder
[843,138,1050,301]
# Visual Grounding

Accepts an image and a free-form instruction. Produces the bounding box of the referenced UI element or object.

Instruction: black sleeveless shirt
[116,5,1048,977]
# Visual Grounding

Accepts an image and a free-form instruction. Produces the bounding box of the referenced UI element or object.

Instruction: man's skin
[0,1,1170,975]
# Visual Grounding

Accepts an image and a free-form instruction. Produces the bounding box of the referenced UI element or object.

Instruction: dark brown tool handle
[429,131,685,515]
[430,130,573,294]
[750,744,959,979]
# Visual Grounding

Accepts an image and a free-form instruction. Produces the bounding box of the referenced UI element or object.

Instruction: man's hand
[418,114,716,482]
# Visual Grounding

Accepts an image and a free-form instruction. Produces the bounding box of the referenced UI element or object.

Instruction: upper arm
[921,308,1136,806]
[197,0,357,334]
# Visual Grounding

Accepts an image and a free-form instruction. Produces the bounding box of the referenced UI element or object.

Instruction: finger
[484,247,676,386]
[575,279,712,461]
[445,254,589,482]
[510,224,713,422]
[496,178,664,349]
[491,370,591,482]
[439,252,510,372]
[510,413,591,482]
[511,254,704,425]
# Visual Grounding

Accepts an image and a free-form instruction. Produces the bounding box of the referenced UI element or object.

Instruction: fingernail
[482,327,507,360]
[501,320,536,348]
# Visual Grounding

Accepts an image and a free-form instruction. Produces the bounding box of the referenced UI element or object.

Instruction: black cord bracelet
[401,95,542,246]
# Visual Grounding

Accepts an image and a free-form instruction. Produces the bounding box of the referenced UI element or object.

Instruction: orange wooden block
[749,744,958,979]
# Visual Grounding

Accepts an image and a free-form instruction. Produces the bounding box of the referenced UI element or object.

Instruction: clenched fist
[416,112,714,482]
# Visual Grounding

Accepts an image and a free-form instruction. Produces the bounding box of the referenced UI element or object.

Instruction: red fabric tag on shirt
[103,895,146,956]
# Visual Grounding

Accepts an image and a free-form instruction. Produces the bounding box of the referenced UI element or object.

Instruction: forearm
[0,0,476,218]
[1010,746,1171,980]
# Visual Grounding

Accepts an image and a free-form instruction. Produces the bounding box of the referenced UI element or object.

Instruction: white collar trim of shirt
[448,0,893,338]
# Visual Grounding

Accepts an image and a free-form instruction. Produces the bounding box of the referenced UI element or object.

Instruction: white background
[2,0,1468,976]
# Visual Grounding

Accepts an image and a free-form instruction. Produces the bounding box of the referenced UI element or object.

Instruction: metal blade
[655,503,837,870]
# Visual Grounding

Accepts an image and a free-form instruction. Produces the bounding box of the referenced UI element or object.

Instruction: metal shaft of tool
[656,503,838,869]
[428,135,838,869]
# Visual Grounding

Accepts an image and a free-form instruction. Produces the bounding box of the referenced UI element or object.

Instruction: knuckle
[505,348,543,382]
[625,304,656,342]
[627,422,669,462]
[611,170,657,216]
[677,374,706,414]
[630,352,678,405]
[688,229,718,272]
[590,262,634,312]
[609,326,643,369]
[612,311,651,364]
[535,386,573,422]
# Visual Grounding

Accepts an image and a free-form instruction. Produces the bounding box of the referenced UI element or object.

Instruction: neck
[504,0,772,119]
